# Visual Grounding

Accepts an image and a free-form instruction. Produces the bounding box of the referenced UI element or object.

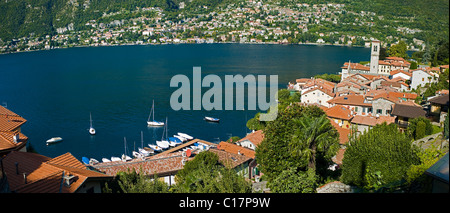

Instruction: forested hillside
[0,0,448,51]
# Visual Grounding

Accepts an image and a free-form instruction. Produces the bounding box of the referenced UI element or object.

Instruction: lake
[0,44,370,160]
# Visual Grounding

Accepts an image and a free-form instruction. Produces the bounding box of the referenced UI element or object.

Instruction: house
[208,147,256,180]
[410,69,437,90]
[235,130,264,151]
[390,69,412,81]
[0,106,28,155]
[391,102,426,129]
[350,114,396,133]
[327,94,373,115]
[93,152,187,186]
[325,105,353,129]
[1,151,111,193]
[379,80,409,91]
[301,87,335,108]
[427,94,449,123]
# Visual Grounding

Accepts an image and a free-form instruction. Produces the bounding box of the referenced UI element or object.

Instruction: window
[377,109,382,114]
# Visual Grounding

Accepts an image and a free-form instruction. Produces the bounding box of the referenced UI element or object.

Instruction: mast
[90,112,93,128]
[152,100,155,121]
[147,100,154,122]
[141,131,144,148]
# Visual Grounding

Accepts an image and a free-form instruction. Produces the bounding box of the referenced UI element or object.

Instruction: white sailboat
[156,117,170,149]
[102,158,111,163]
[89,112,96,135]
[147,100,165,126]
[139,131,153,156]
[122,137,132,161]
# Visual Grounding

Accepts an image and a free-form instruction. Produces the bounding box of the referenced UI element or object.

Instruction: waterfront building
[0,106,28,155]
[0,151,111,193]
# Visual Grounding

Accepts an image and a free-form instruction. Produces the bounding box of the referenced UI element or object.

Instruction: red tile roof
[2,151,110,193]
[0,106,28,154]
[237,130,265,148]
[208,148,252,169]
[326,105,353,121]
[328,118,351,145]
[328,95,372,107]
[217,142,255,159]
[351,115,396,126]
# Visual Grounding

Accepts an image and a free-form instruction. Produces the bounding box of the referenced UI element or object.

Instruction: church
[340,40,410,82]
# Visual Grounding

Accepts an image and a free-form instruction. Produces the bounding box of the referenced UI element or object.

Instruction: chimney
[238,150,241,155]
[13,134,20,143]
[23,173,27,184]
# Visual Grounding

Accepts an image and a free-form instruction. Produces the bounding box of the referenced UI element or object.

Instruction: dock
[157,138,217,156]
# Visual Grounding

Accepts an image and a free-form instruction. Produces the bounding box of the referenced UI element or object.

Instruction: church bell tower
[369,40,380,75]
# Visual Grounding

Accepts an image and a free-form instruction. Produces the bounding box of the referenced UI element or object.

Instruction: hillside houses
[288,54,437,135]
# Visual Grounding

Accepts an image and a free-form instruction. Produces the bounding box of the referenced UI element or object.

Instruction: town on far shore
[1,40,449,193]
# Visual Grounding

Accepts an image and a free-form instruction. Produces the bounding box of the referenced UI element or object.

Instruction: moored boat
[46,137,63,145]
[204,116,220,122]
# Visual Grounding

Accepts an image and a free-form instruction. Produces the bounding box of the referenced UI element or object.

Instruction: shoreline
[0,41,370,56]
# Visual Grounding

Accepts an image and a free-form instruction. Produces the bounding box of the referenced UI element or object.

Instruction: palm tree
[289,114,339,170]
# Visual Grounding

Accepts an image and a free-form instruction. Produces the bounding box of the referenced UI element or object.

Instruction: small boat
[132,151,143,159]
[89,158,99,165]
[138,131,153,156]
[82,157,90,165]
[204,116,220,122]
[111,156,121,162]
[121,154,132,162]
[168,137,182,145]
[147,100,165,126]
[148,144,163,152]
[178,132,193,140]
[102,158,111,163]
[156,140,170,149]
[89,112,96,135]
[139,148,152,156]
[174,135,187,142]
[46,137,63,145]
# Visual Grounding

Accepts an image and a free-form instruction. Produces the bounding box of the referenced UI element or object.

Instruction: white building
[301,87,335,108]
[410,69,437,90]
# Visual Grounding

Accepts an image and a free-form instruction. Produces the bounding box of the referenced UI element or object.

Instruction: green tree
[103,167,169,193]
[406,117,433,140]
[174,151,252,193]
[256,104,336,185]
[415,121,426,140]
[341,123,419,190]
[289,114,340,170]
[387,40,408,58]
[269,168,318,193]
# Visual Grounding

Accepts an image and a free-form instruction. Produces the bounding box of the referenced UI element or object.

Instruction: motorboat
[177,132,193,140]
[102,158,111,163]
[46,137,63,145]
[204,116,220,122]
[111,156,121,162]
[174,135,187,142]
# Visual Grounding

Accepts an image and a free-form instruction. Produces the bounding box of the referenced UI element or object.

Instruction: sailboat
[147,100,165,126]
[156,117,170,149]
[122,137,132,162]
[139,131,153,156]
[89,112,96,135]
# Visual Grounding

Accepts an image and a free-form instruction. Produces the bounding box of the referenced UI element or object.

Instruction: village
[1,1,428,54]
[1,39,448,193]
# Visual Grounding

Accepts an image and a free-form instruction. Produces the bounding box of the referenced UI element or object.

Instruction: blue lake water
[0,44,370,160]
